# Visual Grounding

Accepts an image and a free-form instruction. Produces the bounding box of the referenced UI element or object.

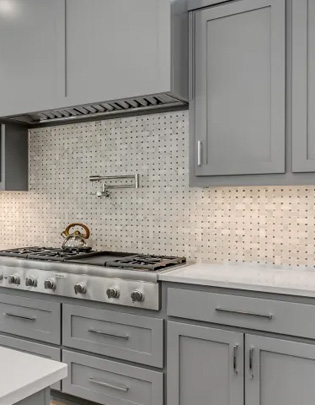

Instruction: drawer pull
[4,313,36,322]
[215,307,273,320]
[88,377,129,392]
[88,328,129,340]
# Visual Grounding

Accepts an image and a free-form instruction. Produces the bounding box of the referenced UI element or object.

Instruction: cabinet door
[192,0,285,176]
[292,0,315,172]
[245,335,315,405]
[0,0,65,117]
[167,321,243,405]
[65,0,170,106]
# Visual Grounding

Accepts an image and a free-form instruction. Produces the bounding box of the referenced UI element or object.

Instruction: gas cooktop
[0,247,186,272]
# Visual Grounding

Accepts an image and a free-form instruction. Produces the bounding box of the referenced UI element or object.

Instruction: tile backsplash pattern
[0,110,315,267]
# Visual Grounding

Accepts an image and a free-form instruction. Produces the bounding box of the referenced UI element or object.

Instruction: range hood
[9,93,187,127]
[1,0,189,127]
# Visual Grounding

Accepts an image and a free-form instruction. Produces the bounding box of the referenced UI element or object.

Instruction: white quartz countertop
[0,347,67,405]
[159,263,315,297]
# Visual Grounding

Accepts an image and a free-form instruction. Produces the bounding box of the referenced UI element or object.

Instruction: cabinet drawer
[63,304,163,367]
[0,294,61,344]
[167,288,315,339]
[62,350,163,405]
[0,334,61,390]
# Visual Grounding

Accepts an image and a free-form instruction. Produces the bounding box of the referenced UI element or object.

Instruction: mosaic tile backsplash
[0,110,315,267]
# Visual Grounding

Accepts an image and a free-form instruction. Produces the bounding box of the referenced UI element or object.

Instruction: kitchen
[0,0,315,405]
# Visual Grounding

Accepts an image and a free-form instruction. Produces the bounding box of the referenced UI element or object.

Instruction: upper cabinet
[292,0,315,172]
[0,0,188,124]
[190,0,286,185]
[0,0,65,117]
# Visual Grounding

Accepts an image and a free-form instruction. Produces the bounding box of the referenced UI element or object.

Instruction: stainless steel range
[0,248,186,310]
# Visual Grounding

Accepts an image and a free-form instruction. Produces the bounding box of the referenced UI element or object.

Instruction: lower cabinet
[62,350,164,405]
[246,335,315,405]
[168,321,315,405]
[167,322,244,405]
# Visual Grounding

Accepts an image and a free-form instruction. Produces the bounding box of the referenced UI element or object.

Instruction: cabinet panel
[65,0,170,106]
[192,0,285,176]
[63,304,163,367]
[62,350,163,405]
[292,0,315,172]
[245,335,315,405]
[167,321,243,405]
[0,0,65,117]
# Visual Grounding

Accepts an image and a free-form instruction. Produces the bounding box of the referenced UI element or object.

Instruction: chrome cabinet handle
[4,313,36,321]
[249,347,254,379]
[233,345,238,375]
[88,377,129,392]
[88,328,129,340]
[215,307,273,320]
[197,140,202,166]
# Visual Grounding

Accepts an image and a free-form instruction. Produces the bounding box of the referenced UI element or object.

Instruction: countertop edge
[2,365,67,405]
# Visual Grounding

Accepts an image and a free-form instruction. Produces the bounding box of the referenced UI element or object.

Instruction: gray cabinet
[62,350,163,405]
[0,124,28,191]
[167,321,244,405]
[292,0,315,172]
[63,304,164,367]
[191,0,285,179]
[246,335,315,405]
[0,0,65,117]
[167,320,315,405]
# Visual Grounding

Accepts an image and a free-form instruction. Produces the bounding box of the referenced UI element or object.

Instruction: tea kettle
[61,223,91,251]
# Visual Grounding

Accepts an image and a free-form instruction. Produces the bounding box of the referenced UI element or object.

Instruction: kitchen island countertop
[0,347,67,405]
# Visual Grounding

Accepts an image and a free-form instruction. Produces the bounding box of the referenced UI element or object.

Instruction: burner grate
[106,255,186,271]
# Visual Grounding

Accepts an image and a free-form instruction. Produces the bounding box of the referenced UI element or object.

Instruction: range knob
[131,290,145,303]
[44,278,56,291]
[0,273,3,281]
[25,276,37,287]
[74,282,87,295]
[106,287,120,299]
[8,274,20,285]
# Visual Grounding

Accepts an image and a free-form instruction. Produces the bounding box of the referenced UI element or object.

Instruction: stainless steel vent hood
[0,0,188,127]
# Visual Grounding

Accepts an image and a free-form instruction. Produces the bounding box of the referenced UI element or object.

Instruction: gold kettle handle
[61,223,90,239]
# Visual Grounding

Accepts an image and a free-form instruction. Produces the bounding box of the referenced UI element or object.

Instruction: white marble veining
[0,347,67,405]
[159,263,315,297]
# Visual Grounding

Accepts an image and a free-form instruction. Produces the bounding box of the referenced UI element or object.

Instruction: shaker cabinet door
[292,0,315,172]
[245,335,315,405]
[0,0,65,117]
[192,0,285,176]
[167,321,244,405]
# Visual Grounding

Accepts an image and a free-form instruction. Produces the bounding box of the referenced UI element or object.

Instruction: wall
[0,110,314,267]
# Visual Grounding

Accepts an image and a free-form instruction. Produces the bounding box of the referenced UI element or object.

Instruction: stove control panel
[0,266,160,310]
